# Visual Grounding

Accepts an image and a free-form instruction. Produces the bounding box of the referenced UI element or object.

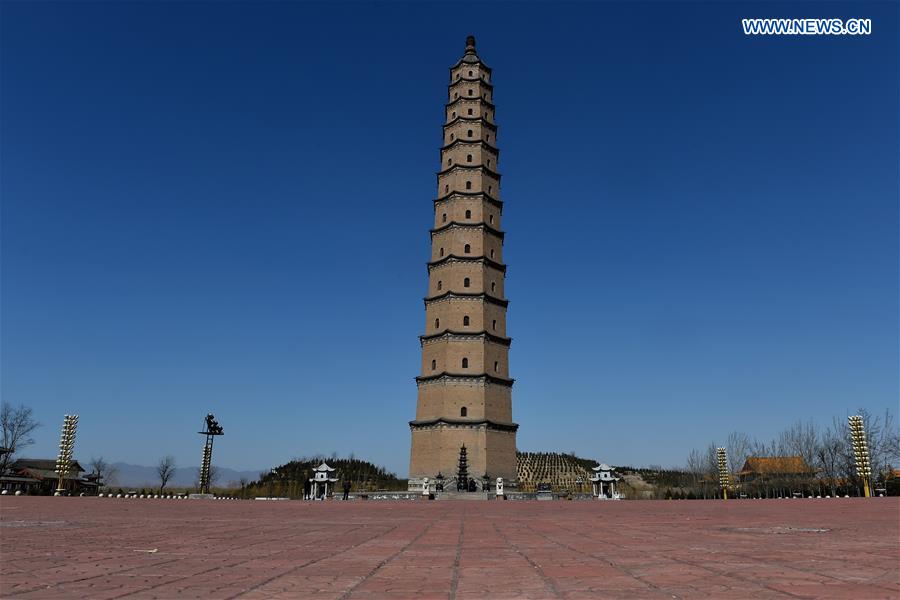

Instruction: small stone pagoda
[590,463,621,500]
[309,462,339,500]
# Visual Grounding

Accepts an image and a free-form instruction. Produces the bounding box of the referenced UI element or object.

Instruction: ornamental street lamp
[197,413,224,495]
[848,415,872,498]
[716,447,730,500]
[55,415,79,496]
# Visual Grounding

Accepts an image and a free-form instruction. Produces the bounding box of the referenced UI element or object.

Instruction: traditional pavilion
[407,35,518,492]
[309,462,339,500]
[590,463,621,500]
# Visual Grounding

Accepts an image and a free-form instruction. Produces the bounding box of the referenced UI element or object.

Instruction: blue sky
[2,2,897,476]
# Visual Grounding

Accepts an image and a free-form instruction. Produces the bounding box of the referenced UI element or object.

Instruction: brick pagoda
[408,36,518,491]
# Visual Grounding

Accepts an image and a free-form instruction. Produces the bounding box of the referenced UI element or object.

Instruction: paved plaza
[1,496,898,599]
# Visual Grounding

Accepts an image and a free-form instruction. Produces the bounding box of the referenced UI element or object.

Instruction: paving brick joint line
[490,519,564,598]
[448,508,465,600]
[230,523,400,600]
[1,497,898,600]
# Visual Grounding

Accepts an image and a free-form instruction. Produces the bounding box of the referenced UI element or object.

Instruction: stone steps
[434,491,491,501]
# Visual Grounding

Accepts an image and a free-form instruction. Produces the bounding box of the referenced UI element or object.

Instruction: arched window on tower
[460,406,467,417]
[450,133,455,140]
[466,154,472,162]
[467,108,473,115]
[492,319,497,330]
[442,213,448,223]
[440,247,444,257]
[435,318,440,329]
[491,281,496,292]
[463,315,470,326]
[452,112,456,119]
[468,89,473,96]
[464,277,470,288]
[487,159,491,167]
[486,134,491,141]
[445,185,449,193]
[437,280,442,291]
[461,357,469,368]
[448,158,453,166]
[467,129,473,137]
[464,244,471,254]
[431,359,436,370]
[465,209,471,219]
[489,214,494,224]
[488,185,493,194]
[490,249,494,258]
[465,181,472,190]
[468,70,473,76]
[494,361,499,372]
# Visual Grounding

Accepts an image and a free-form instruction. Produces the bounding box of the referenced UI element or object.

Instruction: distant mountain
[107,462,263,489]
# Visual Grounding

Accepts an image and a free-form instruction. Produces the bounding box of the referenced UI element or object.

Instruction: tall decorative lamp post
[55,415,79,496]
[198,414,224,495]
[716,447,730,500]
[848,415,872,498]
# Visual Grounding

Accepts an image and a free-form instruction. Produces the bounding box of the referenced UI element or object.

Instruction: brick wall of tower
[409,426,517,483]
[416,382,512,422]
[431,229,503,262]
[434,197,501,228]
[424,299,507,336]
[420,339,509,378]
[427,264,505,298]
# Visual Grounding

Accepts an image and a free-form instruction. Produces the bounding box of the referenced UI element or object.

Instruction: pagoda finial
[465,35,476,54]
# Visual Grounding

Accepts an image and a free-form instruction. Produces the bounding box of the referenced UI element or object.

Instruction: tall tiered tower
[408,36,518,490]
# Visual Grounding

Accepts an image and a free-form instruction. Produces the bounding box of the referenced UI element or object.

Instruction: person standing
[342,479,351,501]
[303,476,312,501]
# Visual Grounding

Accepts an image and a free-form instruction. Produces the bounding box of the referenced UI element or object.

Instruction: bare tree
[88,457,119,489]
[726,431,753,475]
[777,420,819,467]
[157,455,177,494]
[816,420,847,496]
[0,403,41,475]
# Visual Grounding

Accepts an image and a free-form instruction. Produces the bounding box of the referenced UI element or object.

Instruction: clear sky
[2,1,897,476]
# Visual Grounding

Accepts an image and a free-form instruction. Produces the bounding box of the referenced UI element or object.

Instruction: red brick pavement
[1,496,897,599]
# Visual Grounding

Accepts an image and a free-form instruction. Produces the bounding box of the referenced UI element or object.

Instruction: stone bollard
[496,477,504,499]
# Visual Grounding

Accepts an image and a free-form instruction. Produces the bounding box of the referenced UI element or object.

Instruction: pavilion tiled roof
[738,456,815,476]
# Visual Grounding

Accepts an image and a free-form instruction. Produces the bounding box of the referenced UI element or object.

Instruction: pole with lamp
[55,415,79,496]
[197,414,224,495]
[848,415,872,498]
[716,447,730,500]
